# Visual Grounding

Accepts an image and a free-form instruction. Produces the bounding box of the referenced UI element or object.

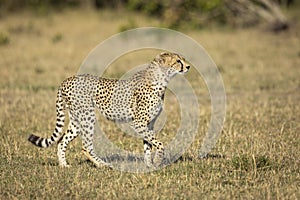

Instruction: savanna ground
[0,6,299,199]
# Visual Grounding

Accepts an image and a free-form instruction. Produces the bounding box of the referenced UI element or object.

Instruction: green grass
[0,8,299,199]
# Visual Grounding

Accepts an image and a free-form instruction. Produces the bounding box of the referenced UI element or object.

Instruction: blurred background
[0,0,299,92]
[0,0,299,32]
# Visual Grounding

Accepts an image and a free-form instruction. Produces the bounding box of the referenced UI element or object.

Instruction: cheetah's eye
[176,59,184,66]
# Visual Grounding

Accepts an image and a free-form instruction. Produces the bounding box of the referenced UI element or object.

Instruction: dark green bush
[0,0,82,12]
[0,32,9,45]
[0,0,294,30]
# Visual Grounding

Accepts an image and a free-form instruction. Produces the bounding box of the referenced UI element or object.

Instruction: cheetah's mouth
[179,65,190,74]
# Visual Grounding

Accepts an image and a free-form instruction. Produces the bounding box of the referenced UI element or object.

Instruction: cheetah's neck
[143,63,173,87]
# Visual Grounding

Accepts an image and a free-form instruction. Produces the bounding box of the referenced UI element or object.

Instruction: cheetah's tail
[28,88,66,148]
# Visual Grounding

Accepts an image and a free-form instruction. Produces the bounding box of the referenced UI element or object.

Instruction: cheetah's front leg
[143,140,152,167]
[144,133,165,168]
[131,121,164,168]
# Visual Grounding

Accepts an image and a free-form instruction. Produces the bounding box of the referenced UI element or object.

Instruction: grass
[0,7,300,199]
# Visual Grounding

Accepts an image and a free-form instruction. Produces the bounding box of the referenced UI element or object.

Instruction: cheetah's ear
[159,52,170,56]
[154,52,170,65]
[159,52,172,58]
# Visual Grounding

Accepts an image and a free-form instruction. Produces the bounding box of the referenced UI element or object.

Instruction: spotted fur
[28,52,190,168]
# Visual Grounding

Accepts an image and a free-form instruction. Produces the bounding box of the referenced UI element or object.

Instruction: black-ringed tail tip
[28,134,44,147]
[28,132,61,148]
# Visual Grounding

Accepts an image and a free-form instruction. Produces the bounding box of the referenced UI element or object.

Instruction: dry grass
[0,7,299,199]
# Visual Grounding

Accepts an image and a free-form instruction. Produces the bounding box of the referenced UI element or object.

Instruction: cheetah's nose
[186,66,190,70]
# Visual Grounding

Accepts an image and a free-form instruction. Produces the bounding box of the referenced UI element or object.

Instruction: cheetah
[28,52,191,168]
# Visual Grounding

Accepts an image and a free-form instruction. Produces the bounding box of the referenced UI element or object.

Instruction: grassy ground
[0,7,299,199]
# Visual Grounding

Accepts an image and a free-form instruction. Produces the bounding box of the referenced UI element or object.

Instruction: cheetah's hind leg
[57,119,80,167]
[79,111,112,168]
[81,147,111,168]
[143,117,161,167]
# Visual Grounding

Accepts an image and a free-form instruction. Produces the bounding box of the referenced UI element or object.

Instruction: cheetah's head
[153,52,190,76]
